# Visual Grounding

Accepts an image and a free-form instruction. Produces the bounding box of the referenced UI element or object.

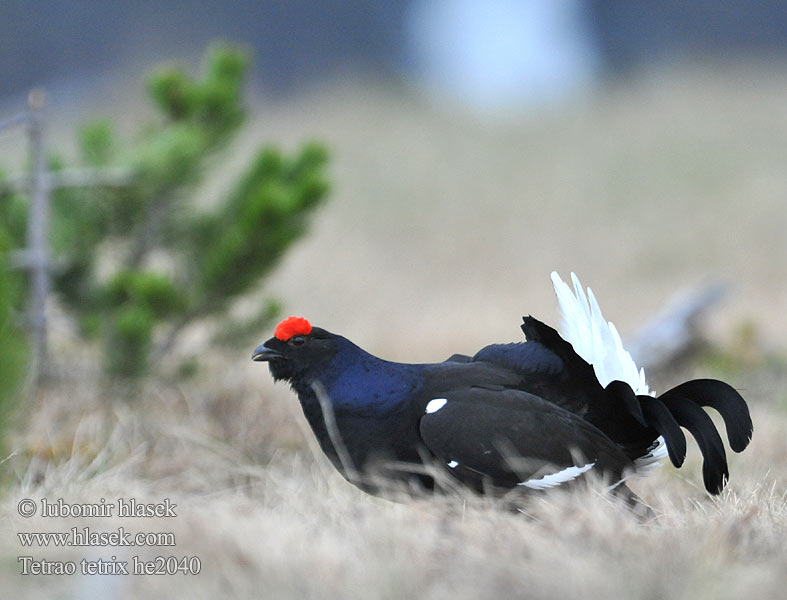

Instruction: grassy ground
[2,62,787,597]
[1,354,785,599]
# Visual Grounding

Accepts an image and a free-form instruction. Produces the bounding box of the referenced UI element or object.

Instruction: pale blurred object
[404,0,601,111]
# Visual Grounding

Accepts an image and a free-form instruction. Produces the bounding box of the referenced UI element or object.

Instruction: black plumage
[252,313,753,502]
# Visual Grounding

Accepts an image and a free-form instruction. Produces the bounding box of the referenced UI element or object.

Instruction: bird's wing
[471,341,564,375]
[418,387,631,492]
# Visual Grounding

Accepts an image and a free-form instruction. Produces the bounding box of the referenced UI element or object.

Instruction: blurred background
[1,2,786,597]
[2,0,786,357]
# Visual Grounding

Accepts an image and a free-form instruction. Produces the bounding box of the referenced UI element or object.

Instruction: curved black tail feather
[601,378,751,494]
[659,395,729,494]
[638,396,686,468]
[659,379,753,453]
[521,317,753,495]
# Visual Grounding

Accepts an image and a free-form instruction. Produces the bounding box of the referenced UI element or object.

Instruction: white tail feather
[550,272,667,470]
[550,272,650,394]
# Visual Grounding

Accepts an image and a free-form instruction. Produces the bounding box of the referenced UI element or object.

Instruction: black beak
[252,342,284,362]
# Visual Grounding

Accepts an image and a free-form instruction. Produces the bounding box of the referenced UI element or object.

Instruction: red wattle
[275,316,312,341]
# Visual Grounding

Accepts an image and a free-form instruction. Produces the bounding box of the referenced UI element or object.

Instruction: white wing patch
[447,460,459,468]
[518,461,596,490]
[550,271,650,395]
[425,398,448,414]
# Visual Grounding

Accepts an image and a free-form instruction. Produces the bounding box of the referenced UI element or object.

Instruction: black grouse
[252,273,752,502]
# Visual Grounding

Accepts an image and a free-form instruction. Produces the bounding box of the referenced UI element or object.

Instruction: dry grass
[1,354,785,599]
[3,62,787,597]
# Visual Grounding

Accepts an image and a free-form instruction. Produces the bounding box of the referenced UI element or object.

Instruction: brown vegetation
[2,63,787,597]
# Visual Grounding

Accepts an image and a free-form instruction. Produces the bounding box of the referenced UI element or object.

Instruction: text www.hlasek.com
[16,497,200,576]
[19,527,175,548]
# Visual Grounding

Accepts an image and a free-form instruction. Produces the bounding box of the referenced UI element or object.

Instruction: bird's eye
[289,335,307,347]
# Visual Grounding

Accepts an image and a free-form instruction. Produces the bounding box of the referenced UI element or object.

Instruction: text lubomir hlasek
[39,498,177,518]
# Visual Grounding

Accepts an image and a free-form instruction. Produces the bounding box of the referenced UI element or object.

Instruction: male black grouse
[252,273,752,501]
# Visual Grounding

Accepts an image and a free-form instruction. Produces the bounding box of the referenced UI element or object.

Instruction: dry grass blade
[311,380,362,486]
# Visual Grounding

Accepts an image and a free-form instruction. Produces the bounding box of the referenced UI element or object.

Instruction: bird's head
[252,316,342,385]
